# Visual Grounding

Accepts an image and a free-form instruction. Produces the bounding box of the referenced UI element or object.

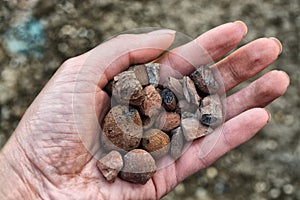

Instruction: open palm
[0,22,289,200]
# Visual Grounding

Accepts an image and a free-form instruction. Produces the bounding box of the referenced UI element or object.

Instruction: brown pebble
[182,76,201,106]
[156,112,181,132]
[102,105,143,151]
[189,65,219,94]
[132,64,149,86]
[146,63,160,87]
[200,94,223,127]
[139,85,162,117]
[181,112,212,141]
[166,77,184,100]
[142,129,170,159]
[97,151,123,182]
[160,88,177,111]
[119,149,156,184]
[170,127,184,159]
[112,71,144,106]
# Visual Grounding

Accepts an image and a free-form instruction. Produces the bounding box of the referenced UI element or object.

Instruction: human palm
[0,22,289,200]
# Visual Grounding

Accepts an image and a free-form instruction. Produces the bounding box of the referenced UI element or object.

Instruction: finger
[157,21,247,78]
[174,108,269,182]
[62,29,176,89]
[214,37,282,92]
[224,70,290,121]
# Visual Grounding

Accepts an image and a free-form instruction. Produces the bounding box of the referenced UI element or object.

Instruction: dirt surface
[0,0,299,199]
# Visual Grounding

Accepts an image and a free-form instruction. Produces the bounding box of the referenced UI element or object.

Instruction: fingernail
[265,109,272,123]
[148,29,176,35]
[234,20,248,36]
[269,37,283,55]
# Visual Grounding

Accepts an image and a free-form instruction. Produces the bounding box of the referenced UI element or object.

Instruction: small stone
[190,65,219,94]
[142,113,159,130]
[132,64,149,86]
[146,63,160,87]
[183,76,201,106]
[139,85,162,117]
[142,129,170,159]
[166,77,184,100]
[156,112,181,132]
[170,127,184,159]
[160,88,177,111]
[112,71,144,106]
[177,99,199,114]
[97,151,123,182]
[200,94,223,127]
[102,105,143,151]
[181,112,212,141]
[119,149,156,184]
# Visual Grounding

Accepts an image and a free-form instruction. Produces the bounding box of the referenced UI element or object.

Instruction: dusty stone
[166,77,184,100]
[142,129,170,159]
[170,127,184,159]
[146,63,160,87]
[160,88,177,111]
[177,99,199,114]
[140,85,162,117]
[97,151,123,182]
[112,71,144,106]
[190,65,219,94]
[200,94,223,127]
[182,76,201,106]
[119,149,156,184]
[102,105,143,151]
[181,112,212,141]
[132,64,149,86]
[156,112,181,132]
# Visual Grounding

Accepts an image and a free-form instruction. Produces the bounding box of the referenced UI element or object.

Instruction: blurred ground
[0,0,299,199]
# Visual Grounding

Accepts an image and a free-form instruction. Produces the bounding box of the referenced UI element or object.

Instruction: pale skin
[0,21,289,199]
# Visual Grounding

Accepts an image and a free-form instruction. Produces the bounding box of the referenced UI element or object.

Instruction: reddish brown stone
[142,129,170,159]
[119,149,156,184]
[102,105,143,151]
[139,85,162,117]
[97,151,123,182]
[156,112,181,132]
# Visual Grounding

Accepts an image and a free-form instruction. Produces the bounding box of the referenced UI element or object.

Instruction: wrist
[0,135,38,200]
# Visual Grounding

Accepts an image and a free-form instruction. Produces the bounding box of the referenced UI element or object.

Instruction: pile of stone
[97,63,223,184]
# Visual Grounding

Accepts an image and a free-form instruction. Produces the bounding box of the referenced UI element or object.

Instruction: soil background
[0,0,299,199]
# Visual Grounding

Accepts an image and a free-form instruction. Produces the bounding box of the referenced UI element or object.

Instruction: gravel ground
[0,0,299,199]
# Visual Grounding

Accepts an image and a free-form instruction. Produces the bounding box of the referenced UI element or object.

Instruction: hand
[0,22,289,200]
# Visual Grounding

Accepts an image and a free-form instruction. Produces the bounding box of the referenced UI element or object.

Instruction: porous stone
[112,71,144,106]
[166,77,184,100]
[189,65,219,94]
[200,94,223,127]
[146,63,160,87]
[181,112,212,141]
[119,149,156,184]
[182,76,201,106]
[160,88,177,111]
[140,85,162,117]
[97,151,123,182]
[102,105,143,151]
[156,112,181,132]
[142,129,170,159]
[170,127,184,159]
